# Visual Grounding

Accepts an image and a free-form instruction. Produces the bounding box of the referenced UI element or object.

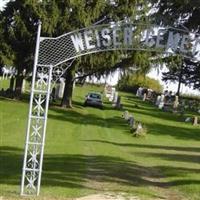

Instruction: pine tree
[0,0,59,97]
[162,58,200,95]
[0,0,152,103]
[151,0,200,32]
[55,0,152,108]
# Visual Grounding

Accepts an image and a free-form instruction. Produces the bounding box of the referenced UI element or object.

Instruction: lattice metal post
[21,21,53,196]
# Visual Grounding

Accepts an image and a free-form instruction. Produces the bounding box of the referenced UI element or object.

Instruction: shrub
[117,74,163,93]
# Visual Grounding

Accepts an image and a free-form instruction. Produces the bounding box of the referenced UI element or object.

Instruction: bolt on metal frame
[21,21,200,196]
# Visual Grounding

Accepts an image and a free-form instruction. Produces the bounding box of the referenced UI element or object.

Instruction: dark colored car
[84,92,103,109]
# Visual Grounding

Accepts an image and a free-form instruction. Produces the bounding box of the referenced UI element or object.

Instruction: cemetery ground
[0,84,200,200]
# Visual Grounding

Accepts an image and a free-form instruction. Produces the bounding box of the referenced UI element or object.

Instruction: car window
[89,93,101,99]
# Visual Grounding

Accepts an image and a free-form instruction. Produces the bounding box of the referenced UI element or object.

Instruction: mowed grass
[0,84,200,200]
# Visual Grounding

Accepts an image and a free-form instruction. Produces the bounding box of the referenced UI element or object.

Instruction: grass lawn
[0,84,200,200]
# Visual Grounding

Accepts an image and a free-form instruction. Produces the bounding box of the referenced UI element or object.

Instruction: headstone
[143,93,147,101]
[105,85,112,98]
[147,89,152,99]
[55,78,65,98]
[22,79,26,93]
[111,87,116,101]
[158,94,165,109]
[136,88,140,97]
[136,122,143,134]
[136,87,143,98]
[185,117,191,122]
[122,111,130,120]
[193,116,198,126]
[129,115,134,127]
[113,92,118,104]
[173,95,179,111]
[156,95,161,106]
[115,95,122,109]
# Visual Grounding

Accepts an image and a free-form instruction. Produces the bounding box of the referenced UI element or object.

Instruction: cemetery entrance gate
[21,21,200,196]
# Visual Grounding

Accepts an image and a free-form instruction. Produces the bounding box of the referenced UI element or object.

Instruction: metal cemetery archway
[21,21,200,196]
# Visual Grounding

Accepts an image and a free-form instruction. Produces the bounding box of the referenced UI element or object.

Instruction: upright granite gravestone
[158,94,165,109]
[173,95,179,112]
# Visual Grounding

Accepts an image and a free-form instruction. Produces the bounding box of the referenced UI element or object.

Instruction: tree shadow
[137,152,200,164]
[122,102,183,123]
[0,146,23,185]
[122,95,200,123]
[147,122,200,141]
[48,107,126,130]
[1,146,163,189]
[81,140,200,153]
[1,146,200,197]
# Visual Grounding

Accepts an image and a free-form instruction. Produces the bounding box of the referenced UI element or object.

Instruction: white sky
[0,0,9,10]
[148,68,200,95]
[89,68,200,96]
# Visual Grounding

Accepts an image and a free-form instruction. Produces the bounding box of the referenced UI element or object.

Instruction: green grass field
[0,84,200,200]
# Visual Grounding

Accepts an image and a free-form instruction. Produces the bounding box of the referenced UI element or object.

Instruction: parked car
[84,92,103,109]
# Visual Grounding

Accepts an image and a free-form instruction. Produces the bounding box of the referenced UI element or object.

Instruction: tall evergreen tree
[162,58,200,94]
[0,0,59,96]
[0,0,153,104]
[151,0,200,32]
[54,0,152,107]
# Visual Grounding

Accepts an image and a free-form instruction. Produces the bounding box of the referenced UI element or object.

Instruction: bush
[117,74,163,93]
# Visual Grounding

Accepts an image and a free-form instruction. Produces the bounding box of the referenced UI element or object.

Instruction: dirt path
[76,193,140,200]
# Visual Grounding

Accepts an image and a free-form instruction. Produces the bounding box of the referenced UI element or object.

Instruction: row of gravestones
[122,110,146,137]
[136,87,199,126]
[0,66,17,80]
[104,85,122,109]
[136,87,179,111]
[0,67,27,98]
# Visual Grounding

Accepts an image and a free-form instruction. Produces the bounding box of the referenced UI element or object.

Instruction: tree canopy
[162,57,200,93]
[0,0,199,102]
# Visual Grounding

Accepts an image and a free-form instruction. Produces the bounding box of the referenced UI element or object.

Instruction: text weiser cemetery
[70,24,200,56]
[38,23,200,66]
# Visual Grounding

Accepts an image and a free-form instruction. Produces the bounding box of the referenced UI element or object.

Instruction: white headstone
[22,79,26,93]
[123,111,130,120]
[143,93,147,101]
[156,95,161,106]
[113,92,118,103]
[173,95,179,110]
[56,78,65,98]
[158,94,165,109]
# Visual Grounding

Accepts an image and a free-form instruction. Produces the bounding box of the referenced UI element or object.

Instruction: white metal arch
[21,21,200,196]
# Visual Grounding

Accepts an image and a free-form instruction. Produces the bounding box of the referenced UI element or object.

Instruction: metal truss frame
[20,22,73,196]
[20,21,200,196]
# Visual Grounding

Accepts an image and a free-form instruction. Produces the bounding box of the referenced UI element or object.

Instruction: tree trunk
[15,75,24,98]
[177,64,183,96]
[177,79,181,96]
[61,67,75,108]
[9,77,15,91]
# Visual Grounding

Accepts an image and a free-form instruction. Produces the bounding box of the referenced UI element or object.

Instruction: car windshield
[89,93,101,99]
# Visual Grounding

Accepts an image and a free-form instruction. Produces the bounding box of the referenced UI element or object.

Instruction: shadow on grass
[137,152,200,164]
[82,140,200,153]
[1,146,200,194]
[122,101,183,123]
[0,93,30,104]
[82,140,200,164]
[48,107,125,130]
[147,122,200,141]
